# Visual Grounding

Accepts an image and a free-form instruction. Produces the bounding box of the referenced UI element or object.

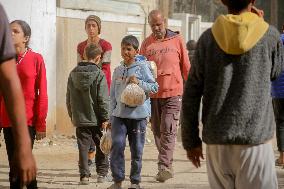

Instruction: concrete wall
[56,8,181,134]
[2,0,57,134]
[1,0,182,135]
[173,13,213,42]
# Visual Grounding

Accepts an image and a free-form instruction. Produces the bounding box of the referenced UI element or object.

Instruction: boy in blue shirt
[108,35,158,189]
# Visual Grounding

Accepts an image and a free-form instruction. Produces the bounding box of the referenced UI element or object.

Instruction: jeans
[3,127,38,189]
[110,117,146,184]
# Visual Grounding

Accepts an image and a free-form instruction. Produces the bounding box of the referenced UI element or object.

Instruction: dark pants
[3,127,37,189]
[76,127,109,177]
[110,117,146,184]
[151,96,181,170]
[272,98,284,152]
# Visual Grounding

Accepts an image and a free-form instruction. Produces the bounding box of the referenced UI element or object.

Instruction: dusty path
[1,134,284,189]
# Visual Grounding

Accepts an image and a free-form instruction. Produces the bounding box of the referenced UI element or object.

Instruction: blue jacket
[271,35,284,98]
[281,34,284,44]
[271,72,284,98]
[110,57,158,121]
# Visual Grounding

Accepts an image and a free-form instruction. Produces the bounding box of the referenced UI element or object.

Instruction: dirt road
[0,134,284,189]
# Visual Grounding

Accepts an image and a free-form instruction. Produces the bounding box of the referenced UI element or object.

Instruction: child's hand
[36,131,46,140]
[128,75,139,85]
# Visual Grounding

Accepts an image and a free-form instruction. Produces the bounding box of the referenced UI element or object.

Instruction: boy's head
[221,0,256,13]
[121,35,139,64]
[84,43,102,63]
[186,40,197,51]
[85,15,101,37]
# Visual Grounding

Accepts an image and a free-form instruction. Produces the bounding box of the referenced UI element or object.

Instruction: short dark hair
[10,20,31,47]
[221,0,254,12]
[186,40,197,51]
[121,35,139,50]
[84,43,102,60]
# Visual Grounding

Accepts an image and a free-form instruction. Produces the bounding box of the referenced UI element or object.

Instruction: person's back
[66,43,109,184]
[182,0,284,188]
[183,12,283,148]
[67,62,108,126]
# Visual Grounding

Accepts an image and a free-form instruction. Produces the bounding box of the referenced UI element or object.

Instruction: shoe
[80,176,89,185]
[97,175,107,183]
[155,168,173,182]
[107,182,122,189]
[128,183,141,189]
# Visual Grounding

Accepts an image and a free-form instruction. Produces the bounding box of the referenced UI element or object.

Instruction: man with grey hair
[140,10,190,182]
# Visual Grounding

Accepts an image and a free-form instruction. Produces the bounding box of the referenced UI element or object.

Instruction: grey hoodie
[181,12,284,150]
[66,62,109,127]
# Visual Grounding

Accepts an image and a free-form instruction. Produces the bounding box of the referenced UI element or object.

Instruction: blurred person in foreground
[0,3,36,188]
[181,0,284,188]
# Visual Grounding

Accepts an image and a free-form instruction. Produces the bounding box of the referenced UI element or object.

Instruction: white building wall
[2,0,57,133]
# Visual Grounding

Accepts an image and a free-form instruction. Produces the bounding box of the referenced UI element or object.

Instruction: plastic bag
[148,61,157,79]
[120,83,146,107]
[100,129,112,155]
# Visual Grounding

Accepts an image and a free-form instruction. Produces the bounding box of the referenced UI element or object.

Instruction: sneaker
[128,183,141,189]
[155,168,173,182]
[80,176,89,185]
[107,182,122,189]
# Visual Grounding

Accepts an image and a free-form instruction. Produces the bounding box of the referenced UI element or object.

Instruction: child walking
[108,35,158,189]
[66,43,110,185]
[1,20,48,189]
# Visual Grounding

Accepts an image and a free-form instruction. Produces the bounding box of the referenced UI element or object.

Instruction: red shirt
[0,49,48,132]
[77,39,112,92]
[140,33,190,98]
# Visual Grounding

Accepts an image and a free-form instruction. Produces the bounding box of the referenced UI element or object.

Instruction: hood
[150,29,179,42]
[135,55,147,62]
[70,63,98,90]
[120,60,144,69]
[212,12,269,55]
[121,55,148,68]
[166,29,179,38]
